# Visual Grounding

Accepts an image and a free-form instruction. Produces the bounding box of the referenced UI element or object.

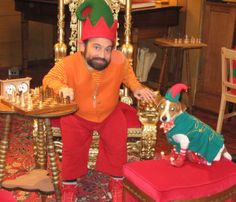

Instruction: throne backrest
[54,0,134,105]
[55,0,133,62]
[67,0,121,54]
[52,0,160,166]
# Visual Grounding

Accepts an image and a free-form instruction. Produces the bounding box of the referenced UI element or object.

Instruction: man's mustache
[93,57,107,62]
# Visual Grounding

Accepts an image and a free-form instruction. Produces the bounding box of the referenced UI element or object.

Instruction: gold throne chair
[52,0,160,168]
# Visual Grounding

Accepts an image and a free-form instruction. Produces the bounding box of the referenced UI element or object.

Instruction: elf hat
[76,0,118,42]
[165,83,188,103]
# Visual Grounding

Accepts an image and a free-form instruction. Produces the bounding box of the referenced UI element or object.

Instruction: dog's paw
[160,121,175,133]
[170,155,185,167]
[161,150,179,162]
[186,151,209,165]
[160,151,170,161]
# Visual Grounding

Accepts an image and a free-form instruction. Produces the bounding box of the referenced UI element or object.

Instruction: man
[43,0,155,201]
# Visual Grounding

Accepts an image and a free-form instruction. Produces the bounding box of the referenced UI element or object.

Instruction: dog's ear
[156,98,167,114]
[155,96,164,107]
[180,102,187,111]
[153,91,162,105]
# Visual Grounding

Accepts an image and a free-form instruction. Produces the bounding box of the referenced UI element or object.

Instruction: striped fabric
[91,70,103,86]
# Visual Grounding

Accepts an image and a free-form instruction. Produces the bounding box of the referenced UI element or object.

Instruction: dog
[157,83,232,167]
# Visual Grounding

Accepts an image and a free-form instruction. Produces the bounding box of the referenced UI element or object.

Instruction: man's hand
[59,87,74,101]
[133,87,155,103]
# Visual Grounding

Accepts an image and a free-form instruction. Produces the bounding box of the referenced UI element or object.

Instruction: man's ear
[78,40,85,52]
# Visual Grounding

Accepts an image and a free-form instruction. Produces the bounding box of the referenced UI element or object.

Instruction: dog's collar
[160,120,175,133]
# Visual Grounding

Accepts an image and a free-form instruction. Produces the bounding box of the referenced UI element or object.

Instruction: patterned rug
[0,112,235,201]
[0,115,113,202]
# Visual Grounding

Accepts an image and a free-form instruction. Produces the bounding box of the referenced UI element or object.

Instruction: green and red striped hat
[76,0,118,42]
[165,83,188,102]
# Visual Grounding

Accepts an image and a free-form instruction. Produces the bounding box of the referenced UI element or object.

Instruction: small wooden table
[154,38,207,112]
[0,100,77,202]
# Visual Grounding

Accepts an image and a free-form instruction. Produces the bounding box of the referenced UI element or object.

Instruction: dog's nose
[161,116,167,122]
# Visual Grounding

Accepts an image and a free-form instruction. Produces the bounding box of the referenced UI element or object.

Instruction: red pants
[59,102,140,180]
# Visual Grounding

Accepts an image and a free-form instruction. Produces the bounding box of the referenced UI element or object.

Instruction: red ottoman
[123,158,236,202]
[0,189,17,202]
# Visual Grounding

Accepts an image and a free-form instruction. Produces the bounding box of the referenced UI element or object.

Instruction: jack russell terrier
[157,83,232,167]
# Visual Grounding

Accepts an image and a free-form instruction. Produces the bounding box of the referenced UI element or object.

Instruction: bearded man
[43,0,155,201]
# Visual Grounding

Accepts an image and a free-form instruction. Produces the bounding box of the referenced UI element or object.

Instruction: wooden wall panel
[0,0,54,71]
[0,0,18,15]
[0,16,21,42]
[0,41,21,68]
[194,2,236,113]
[0,0,21,68]
[28,22,54,60]
[184,0,204,101]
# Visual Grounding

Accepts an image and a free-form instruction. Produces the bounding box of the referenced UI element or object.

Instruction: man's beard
[86,57,110,71]
[82,47,110,71]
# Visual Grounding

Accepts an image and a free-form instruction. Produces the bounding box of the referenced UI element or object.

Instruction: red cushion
[123,158,236,202]
[118,102,141,128]
[50,117,61,127]
[0,189,17,202]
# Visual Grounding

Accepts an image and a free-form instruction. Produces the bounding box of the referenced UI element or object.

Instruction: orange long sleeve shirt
[43,50,142,122]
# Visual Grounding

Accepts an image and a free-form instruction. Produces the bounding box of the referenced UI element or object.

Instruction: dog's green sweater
[166,111,224,163]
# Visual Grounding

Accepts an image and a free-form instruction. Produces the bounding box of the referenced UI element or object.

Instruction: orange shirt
[43,50,142,122]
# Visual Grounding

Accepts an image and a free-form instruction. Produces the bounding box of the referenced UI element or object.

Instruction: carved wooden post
[35,119,47,169]
[0,114,11,186]
[120,0,134,105]
[138,92,160,159]
[121,0,133,62]
[45,118,61,202]
[54,0,67,62]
